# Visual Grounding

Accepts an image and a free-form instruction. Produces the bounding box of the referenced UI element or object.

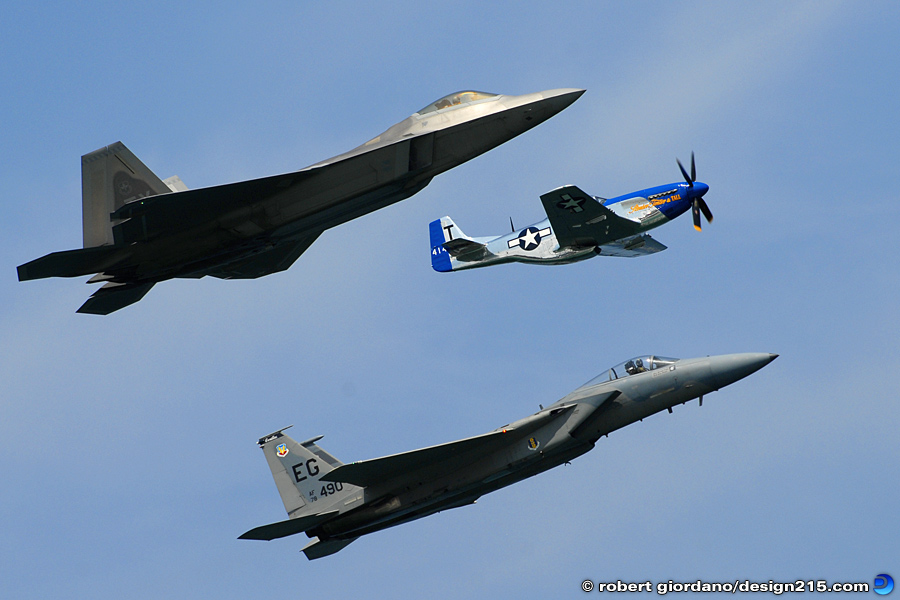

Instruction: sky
[1,1,898,598]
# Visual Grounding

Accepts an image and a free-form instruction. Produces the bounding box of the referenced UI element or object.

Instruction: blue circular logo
[875,574,894,596]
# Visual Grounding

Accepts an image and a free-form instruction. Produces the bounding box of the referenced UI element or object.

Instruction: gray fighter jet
[241,352,776,559]
[17,88,583,314]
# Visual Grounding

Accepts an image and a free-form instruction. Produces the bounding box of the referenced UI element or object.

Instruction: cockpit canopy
[583,355,680,387]
[416,91,498,115]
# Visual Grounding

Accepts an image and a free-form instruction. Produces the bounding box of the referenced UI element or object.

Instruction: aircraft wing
[540,185,639,249]
[195,233,322,279]
[320,430,509,488]
[598,234,667,257]
[321,405,575,488]
[109,136,428,245]
[110,168,322,244]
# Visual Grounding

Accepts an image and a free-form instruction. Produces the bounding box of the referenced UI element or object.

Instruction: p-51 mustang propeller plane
[17,88,583,314]
[429,153,712,272]
[240,352,775,560]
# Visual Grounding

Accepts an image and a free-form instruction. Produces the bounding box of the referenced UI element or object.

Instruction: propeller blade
[690,151,696,183]
[697,197,713,223]
[692,200,702,231]
[677,157,693,187]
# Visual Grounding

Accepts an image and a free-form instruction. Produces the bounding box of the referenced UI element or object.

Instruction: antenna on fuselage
[510,217,515,232]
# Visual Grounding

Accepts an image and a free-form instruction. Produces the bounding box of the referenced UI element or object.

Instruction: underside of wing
[597,233,667,257]
[540,185,639,249]
[193,233,322,279]
[77,282,155,315]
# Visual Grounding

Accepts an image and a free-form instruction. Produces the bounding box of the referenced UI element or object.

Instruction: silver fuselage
[444,191,686,270]
[18,89,584,314]
[121,89,586,281]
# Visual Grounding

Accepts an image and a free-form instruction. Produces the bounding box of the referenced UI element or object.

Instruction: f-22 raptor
[17,88,583,314]
[429,153,711,272]
[240,352,775,559]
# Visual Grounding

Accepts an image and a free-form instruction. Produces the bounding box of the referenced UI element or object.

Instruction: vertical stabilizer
[429,216,472,272]
[258,428,359,520]
[429,219,452,272]
[429,216,489,272]
[81,142,172,248]
[432,216,469,245]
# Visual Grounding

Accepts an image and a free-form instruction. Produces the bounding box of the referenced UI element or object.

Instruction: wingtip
[238,527,274,541]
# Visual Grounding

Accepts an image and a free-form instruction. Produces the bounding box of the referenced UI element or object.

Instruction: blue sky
[1,2,897,598]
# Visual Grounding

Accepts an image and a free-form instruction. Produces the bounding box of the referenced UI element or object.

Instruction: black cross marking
[557,193,586,213]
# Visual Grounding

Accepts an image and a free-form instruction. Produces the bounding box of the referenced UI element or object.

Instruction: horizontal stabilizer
[442,237,488,261]
[77,282,155,315]
[430,216,488,271]
[199,234,321,280]
[239,510,339,541]
[17,246,129,281]
[162,175,188,192]
[302,536,358,560]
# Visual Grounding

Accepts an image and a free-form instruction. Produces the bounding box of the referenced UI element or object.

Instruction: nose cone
[503,88,585,120]
[536,88,585,115]
[693,181,709,197]
[541,87,586,104]
[708,353,777,390]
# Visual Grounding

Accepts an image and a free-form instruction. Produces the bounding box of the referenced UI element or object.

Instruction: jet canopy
[584,355,680,386]
[416,91,498,115]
